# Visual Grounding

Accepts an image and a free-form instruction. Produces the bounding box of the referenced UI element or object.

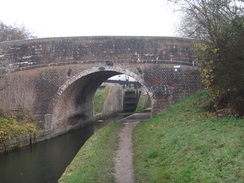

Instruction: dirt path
[113,113,151,183]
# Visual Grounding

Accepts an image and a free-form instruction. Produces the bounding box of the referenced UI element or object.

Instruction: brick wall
[0,36,201,137]
[0,36,194,69]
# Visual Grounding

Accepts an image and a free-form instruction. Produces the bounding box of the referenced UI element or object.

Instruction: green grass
[133,91,244,183]
[58,122,122,183]
[59,91,243,183]
[93,87,110,114]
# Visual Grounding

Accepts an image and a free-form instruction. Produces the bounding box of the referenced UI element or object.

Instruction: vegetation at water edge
[94,86,110,114]
[0,107,38,147]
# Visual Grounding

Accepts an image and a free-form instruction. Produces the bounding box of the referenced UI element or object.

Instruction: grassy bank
[59,122,122,183]
[59,91,243,183]
[133,91,244,182]
[93,87,110,114]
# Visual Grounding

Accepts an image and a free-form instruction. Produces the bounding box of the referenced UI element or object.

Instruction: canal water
[0,114,129,183]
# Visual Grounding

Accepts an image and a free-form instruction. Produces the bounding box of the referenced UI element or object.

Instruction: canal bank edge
[0,113,110,155]
[59,122,123,183]
[59,92,244,183]
[0,83,149,155]
[59,113,151,183]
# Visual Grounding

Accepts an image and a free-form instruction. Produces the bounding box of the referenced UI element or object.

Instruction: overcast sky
[1,0,180,38]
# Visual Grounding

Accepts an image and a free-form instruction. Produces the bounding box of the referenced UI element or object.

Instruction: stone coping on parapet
[0,36,195,45]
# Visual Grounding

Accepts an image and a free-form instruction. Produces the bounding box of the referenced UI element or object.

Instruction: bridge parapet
[0,36,195,70]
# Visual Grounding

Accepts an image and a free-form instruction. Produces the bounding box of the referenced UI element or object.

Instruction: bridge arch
[0,36,202,139]
[49,66,151,131]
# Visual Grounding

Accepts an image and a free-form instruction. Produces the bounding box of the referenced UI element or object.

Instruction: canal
[0,114,129,183]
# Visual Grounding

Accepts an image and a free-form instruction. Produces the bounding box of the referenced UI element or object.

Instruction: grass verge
[133,91,244,183]
[94,87,110,114]
[59,122,122,183]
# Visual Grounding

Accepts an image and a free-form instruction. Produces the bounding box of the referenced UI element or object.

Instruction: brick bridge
[0,36,201,137]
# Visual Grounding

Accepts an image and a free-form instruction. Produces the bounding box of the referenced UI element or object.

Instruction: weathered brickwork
[0,36,194,69]
[0,36,201,138]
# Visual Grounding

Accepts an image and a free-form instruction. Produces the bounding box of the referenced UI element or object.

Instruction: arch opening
[94,74,151,115]
[50,67,152,132]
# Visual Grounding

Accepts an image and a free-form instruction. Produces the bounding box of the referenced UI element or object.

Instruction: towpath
[113,113,151,183]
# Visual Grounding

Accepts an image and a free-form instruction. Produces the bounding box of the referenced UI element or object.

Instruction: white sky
[0,0,180,38]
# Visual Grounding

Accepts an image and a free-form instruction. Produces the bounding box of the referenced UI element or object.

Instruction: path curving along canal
[0,114,129,183]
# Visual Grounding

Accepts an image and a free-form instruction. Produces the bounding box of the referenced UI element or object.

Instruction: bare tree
[169,0,244,39]
[168,0,244,117]
[0,21,36,42]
